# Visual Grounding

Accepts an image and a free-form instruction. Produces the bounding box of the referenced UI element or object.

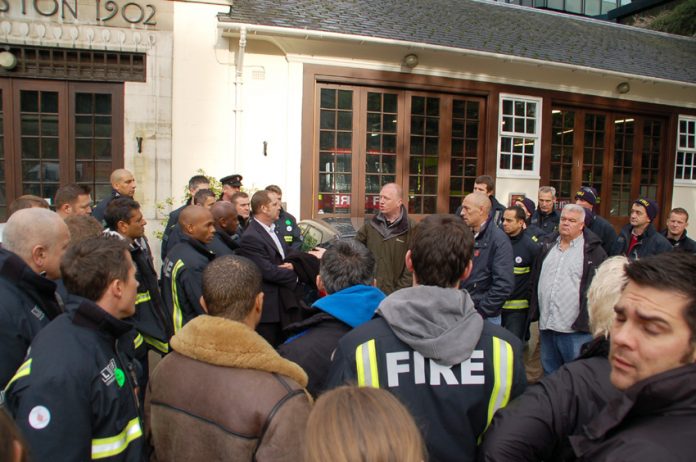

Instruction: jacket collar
[171,315,308,387]
[69,295,134,338]
[369,205,410,239]
[181,235,216,261]
[0,248,62,319]
[570,363,696,454]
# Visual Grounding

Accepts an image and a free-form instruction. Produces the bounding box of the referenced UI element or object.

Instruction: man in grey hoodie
[325,214,526,462]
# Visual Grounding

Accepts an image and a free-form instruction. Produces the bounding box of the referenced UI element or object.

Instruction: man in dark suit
[237,190,322,346]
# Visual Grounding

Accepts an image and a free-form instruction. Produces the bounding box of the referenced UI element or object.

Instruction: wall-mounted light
[0,51,17,70]
[616,81,630,94]
[403,53,419,68]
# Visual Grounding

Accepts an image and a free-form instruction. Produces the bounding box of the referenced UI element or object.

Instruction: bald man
[0,208,70,387]
[460,192,514,324]
[208,201,239,257]
[355,183,414,294]
[161,206,216,334]
[92,168,137,223]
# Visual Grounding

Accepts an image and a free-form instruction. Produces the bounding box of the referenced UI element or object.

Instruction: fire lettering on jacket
[386,350,485,387]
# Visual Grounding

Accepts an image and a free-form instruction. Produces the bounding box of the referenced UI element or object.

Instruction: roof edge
[217,19,696,88]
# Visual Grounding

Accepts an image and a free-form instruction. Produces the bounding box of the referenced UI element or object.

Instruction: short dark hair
[54,183,91,208]
[230,191,249,205]
[64,215,104,244]
[505,206,527,222]
[265,184,283,195]
[8,195,49,216]
[321,240,376,294]
[61,235,131,302]
[202,255,262,321]
[474,175,495,193]
[625,252,696,343]
[251,190,272,215]
[193,188,216,206]
[670,207,689,221]
[409,214,474,287]
[104,197,140,231]
[188,175,209,191]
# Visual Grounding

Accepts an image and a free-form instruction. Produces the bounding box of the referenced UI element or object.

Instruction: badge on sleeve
[28,405,51,429]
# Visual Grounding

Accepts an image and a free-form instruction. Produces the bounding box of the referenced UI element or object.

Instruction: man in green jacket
[356,183,414,294]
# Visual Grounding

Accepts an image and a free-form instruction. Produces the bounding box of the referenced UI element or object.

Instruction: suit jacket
[237,219,297,324]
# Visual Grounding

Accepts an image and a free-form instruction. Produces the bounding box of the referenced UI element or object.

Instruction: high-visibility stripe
[135,291,151,305]
[143,335,169,354]
[91,417,142,459]
[513,266,531,275]
[485,337,514,431]
[4,358,32,390]
[133,334,144,349]
[502,299,529,310]
[355,339,379,388]
[171,260,185,334]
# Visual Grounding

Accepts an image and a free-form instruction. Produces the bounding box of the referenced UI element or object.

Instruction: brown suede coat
[146,315,312,462]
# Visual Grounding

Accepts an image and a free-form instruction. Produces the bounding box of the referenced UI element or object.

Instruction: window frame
[496,93,542,179]
[674,115,696,186]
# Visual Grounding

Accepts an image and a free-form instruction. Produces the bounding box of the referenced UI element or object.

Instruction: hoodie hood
[377,286,483,366]
[313,284,385,328]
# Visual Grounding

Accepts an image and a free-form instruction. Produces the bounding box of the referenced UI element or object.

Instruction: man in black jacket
[610,197,672,260]
[0,208,69,387]
[208,201,239,257]
[460,192,514,324]
[530,186,560,238]
[454,175,506,227]
[326,214,526,462]
[92,168,137,223]
[530,204,607,374]
[501,206,540,340]
[105,197,171,353]
[570,252,696,460]
[161,174,210,258]
[661,207,696,253]
[5,235,145,461]
[278,240,385,396]
[161,205,216,334]
[575,186,617,255]
[265,184,303,251]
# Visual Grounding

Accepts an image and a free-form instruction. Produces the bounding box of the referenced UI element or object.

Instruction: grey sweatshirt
[377,285,484,366]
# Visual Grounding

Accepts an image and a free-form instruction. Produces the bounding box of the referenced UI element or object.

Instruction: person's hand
[279,262,294,271]
[308,247,326,259]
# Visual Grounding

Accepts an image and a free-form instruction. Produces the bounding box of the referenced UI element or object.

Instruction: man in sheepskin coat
[146,255,312,461]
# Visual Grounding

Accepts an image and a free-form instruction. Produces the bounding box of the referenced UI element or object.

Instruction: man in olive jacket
[147,255,311,462]
[356,183,414,294]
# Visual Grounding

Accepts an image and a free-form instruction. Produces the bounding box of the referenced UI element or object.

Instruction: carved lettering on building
[1,0,157,26]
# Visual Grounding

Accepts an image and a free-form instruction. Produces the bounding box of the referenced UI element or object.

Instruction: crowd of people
[0,169,695,462]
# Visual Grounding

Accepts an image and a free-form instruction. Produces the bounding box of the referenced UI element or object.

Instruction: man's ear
[58,203,72,216]
[405,249,414,273]
[459,260,474,283]
[316,274,325,293]
[255,292,264,314]
[117,220,129,236]
[200,296,208,313]
[30,244,48,273]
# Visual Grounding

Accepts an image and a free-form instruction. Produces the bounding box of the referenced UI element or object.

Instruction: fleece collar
[171,315,308,387]
[312,285,385,328]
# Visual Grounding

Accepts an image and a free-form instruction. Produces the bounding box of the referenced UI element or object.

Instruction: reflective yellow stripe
[283,236,293,243]
[133,333,144,349]
[355,339,379,388]
[171,260,185,334]
[485,337,514,432]
[91,417,142,459]
[513,266,531,275]
[4,358,32,391]
[135,291,151,305]
[502,299,529,310]
[143,335,169,354]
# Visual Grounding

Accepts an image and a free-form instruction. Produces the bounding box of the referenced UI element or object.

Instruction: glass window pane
[320,89,336,109]
[76,116,92,137]
[42,138,59,159]
[21,115,39,136]
[367,93,381,112]
[21,138,39,159]
[21,91,38,112]
[94,116,111,137]
[42,115,59,136]
[383,94,397,113]
[41,92,59,113]
[76,93,92,113]
[320,110,335,130]
[337,90,352,110]
[94,94,111,114]
[337,111,352,130]
[383,135,396,153]
[95,139,111,159]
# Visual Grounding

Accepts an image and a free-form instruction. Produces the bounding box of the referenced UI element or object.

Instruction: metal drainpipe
[233,26,246,173]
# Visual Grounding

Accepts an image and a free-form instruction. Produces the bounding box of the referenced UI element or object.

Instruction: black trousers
[502,309,529,341]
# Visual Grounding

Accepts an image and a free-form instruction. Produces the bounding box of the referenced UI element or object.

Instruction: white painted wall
[671,185,696,237]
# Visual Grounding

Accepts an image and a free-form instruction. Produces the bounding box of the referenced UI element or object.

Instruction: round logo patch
[286,225,293,232]
[515,256,523,264]
[28,405,51,429]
